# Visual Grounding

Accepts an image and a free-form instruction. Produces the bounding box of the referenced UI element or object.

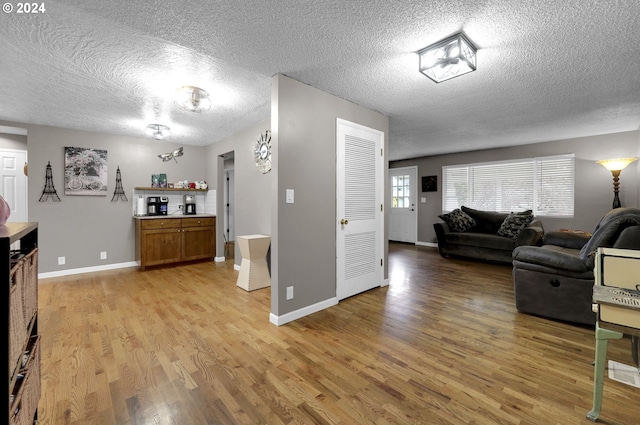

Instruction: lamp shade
[418,32,477,83]
[596,157,638,171]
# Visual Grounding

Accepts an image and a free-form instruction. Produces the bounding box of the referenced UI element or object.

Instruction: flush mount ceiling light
[146,124,171,140]
[417,32,478,83]
[175,85,211,112]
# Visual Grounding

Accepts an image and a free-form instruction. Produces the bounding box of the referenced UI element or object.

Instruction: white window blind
[442,154,574,217]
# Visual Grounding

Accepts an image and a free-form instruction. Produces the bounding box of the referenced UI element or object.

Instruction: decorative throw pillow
[438,208,476,232]
[497,212,534,239]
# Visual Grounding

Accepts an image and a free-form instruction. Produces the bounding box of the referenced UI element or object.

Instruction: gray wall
[390,130,640,244]
[0,133,28,150]
[0,120,208,273]
[271,75,389,317]
[204,119,271,264]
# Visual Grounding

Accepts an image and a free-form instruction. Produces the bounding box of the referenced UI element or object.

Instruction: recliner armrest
[541,230,590,249]
[613,225,640,249]
[512,245,590,272]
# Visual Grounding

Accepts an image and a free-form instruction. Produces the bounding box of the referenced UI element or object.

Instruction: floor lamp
[596,157,638,209]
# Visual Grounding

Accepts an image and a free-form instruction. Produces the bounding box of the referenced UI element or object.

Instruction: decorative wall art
[39,161,61,202]
[111,166,128,202]
[422,175,437,192]
[64,147,108,196]
[158,147,183,163]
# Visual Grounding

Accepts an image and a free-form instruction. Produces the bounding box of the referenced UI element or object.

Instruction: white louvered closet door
[336,119,384,300]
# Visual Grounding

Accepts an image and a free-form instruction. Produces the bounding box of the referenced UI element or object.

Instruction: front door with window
[389,167,416,243]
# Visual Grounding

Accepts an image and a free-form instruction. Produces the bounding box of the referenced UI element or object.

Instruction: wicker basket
[9,260,26,378]
[10,336,41,425]
[21,248,38,325]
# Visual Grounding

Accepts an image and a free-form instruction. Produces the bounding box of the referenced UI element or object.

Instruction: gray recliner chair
[512,207,640,325]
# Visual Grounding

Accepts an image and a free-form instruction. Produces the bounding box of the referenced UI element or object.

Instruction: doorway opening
[223,152,235,259]
[0,126,29,223]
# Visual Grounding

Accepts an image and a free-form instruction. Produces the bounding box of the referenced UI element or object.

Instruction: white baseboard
[416,241,438,248]
[381,278,389,287]
[234,263,241,271]
[270,297,339,326]
[39,261,139,280]
[214,256,226,262]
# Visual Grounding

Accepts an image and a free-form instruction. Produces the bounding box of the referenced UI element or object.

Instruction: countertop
[133,214,216,220]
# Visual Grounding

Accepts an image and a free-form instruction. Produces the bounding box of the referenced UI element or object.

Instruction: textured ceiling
[1,0,639,161]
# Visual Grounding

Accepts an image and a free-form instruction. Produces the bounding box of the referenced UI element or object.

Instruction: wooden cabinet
[181,217,216,261]
[4,223,40,425]
[135,216,215,268]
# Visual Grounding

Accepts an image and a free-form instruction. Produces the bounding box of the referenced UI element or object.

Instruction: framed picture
[64,147,108,196]
[422,175,437,192]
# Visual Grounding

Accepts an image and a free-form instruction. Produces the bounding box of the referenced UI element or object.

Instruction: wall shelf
[134,187,209,192]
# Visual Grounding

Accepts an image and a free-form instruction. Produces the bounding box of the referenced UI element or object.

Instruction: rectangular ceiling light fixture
[418,32,478,83]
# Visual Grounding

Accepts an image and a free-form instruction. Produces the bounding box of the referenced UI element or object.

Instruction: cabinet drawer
[182,217,215,228]
[140,218,181,230]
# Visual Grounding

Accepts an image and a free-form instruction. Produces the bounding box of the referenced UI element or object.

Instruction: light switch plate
[286,189,294,204]
[421,197,426,203]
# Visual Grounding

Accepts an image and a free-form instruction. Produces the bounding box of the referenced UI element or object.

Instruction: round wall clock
[254,130,272,174]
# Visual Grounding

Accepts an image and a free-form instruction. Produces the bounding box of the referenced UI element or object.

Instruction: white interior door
[389,167,417,243]
[336,119,384,300]
[0,149,28,222]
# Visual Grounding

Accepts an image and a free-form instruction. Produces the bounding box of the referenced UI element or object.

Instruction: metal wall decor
[158,147,184,163]
[39,161,61,202]
[254,130,272,174]
[111,166,128,202]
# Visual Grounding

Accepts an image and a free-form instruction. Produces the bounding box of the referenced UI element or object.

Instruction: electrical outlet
[286,286,294,300]
[100,251,107,260]
[58,256,65,265]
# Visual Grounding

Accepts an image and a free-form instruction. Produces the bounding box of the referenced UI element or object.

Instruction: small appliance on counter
[135,195,146,216]
[147,196,169,216]
[183,194,196,215]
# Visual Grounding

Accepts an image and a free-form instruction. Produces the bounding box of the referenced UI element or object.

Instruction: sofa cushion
[438,208,475,232]
[460,206,509,234]
[497,212,534,239]
[446,232,516,251]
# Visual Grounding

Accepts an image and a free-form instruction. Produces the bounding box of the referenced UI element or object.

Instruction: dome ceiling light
[175,85,211,112]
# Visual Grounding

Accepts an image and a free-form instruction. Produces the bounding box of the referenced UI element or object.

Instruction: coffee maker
[183,195,196,215]
[147,196,169,216]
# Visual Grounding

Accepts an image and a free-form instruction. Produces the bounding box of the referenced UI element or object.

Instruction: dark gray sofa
[512,207,640,325]
[434,206,544,264]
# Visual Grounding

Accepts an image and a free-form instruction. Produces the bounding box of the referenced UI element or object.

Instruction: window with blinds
[442,154,575,217]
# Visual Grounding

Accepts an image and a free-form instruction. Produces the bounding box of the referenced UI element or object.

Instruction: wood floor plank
[36,244,640,424]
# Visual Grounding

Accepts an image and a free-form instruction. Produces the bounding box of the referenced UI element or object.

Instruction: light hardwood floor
[36,243,639,425]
